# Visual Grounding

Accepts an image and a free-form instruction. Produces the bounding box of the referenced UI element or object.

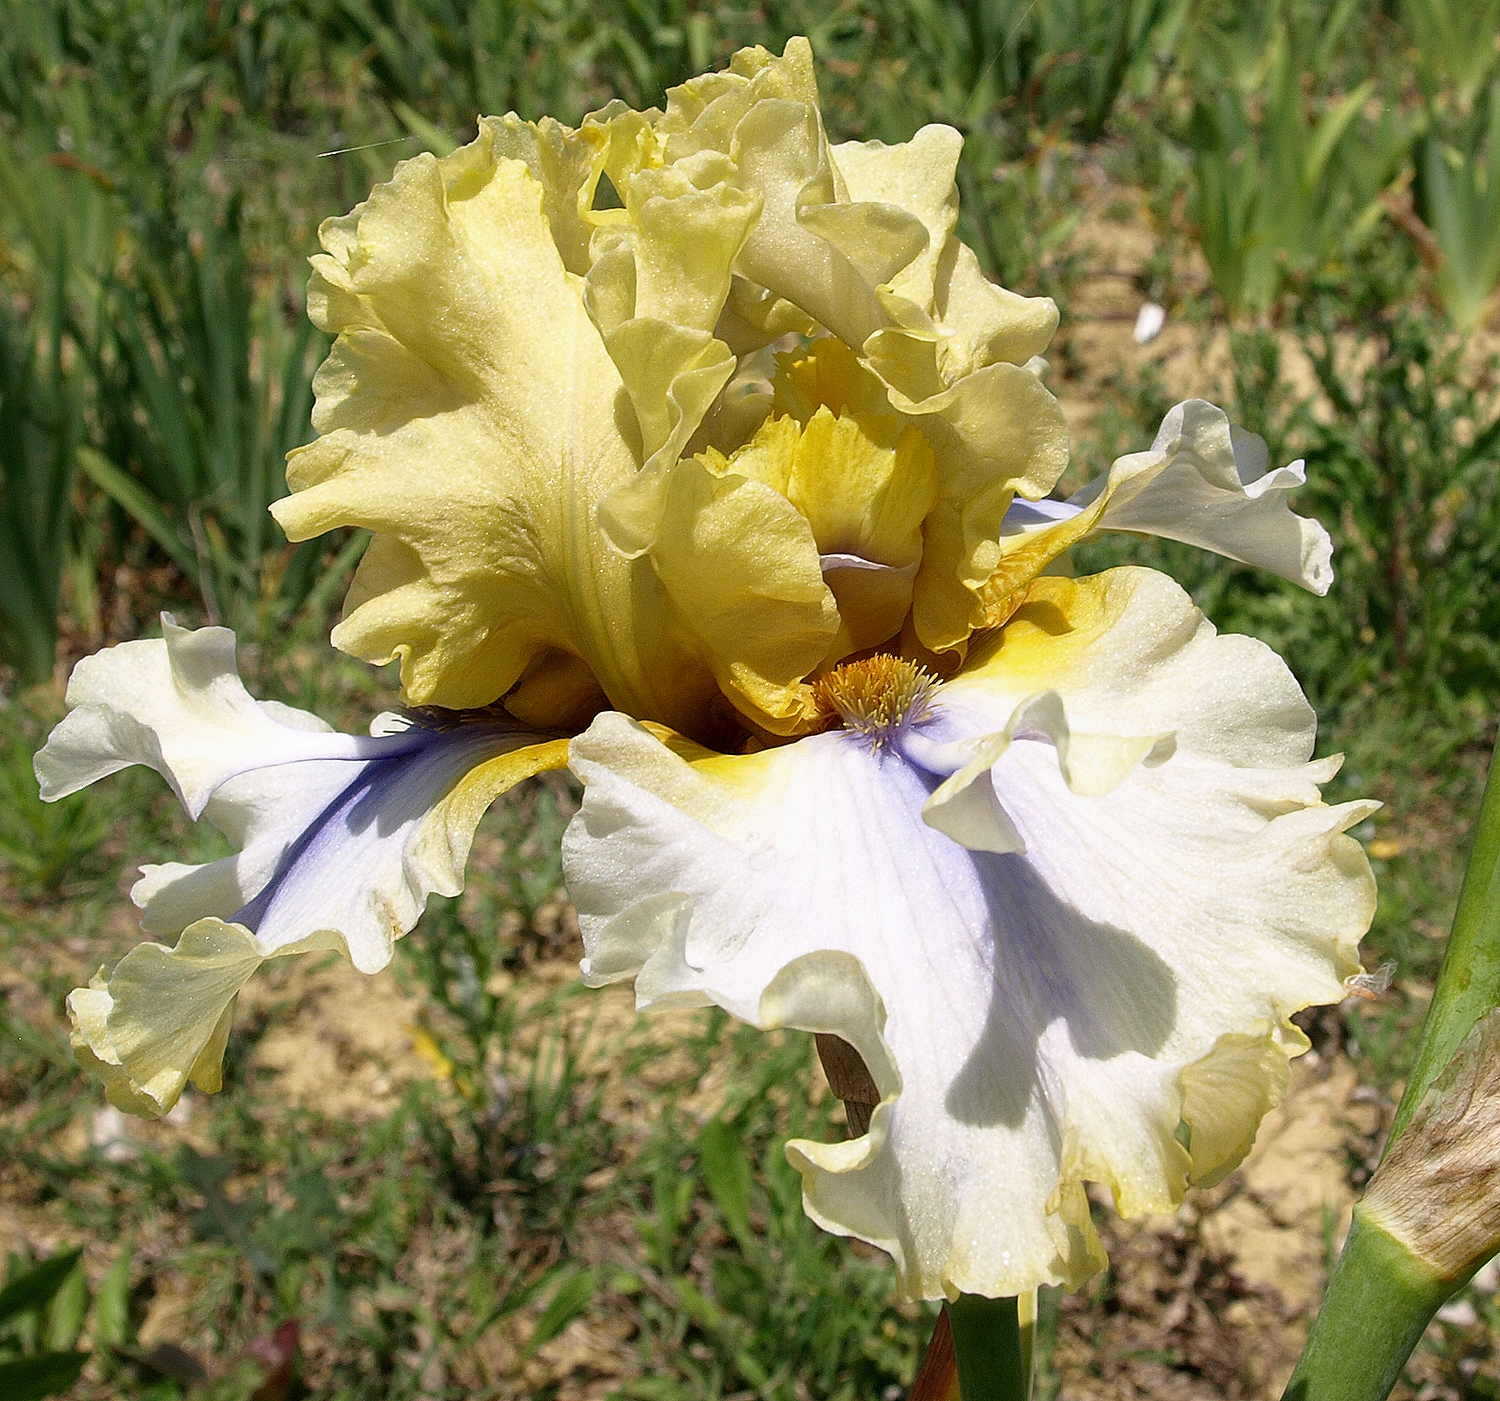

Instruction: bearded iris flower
[37,38,1374,1304]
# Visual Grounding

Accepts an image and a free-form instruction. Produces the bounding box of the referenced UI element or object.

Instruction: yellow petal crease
[271,124,721,737]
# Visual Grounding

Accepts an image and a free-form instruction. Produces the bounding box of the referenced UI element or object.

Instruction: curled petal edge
[68,919,344,1119]
[577,863,1322,1298]
[917,689,1174,854]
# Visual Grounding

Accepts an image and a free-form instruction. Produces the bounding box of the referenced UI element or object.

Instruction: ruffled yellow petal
[656,35,823,156]
[648,457,835,727]
[583,155,761,478]
[481,109,623,275]
[978,488,1111,628]
[774,334,895,424]
[643,376,940,711]
[271,122,722,738]
[652,39,927,354]
[830,126,1059,372]
[830,124,964,324]
[777,337,1069,656]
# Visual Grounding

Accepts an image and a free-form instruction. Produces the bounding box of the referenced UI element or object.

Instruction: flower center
[813,654,937,747]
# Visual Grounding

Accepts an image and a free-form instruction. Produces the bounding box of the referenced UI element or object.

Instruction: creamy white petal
[35,616,410,818]
[70,715,567,1119]
[140,723,554,971]
[1067,400,1334,594]
[563,567,1375,1299]
[42,626,566,969]
[44,622,570,1115]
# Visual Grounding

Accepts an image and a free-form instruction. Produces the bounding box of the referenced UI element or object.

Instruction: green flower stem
[1388,731,1500,1146]
[947,1294,1031,1401]
[1282,732,1500,1401]
[1281,1212,1451,1401]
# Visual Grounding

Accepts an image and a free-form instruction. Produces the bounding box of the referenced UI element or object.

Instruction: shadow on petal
[944,851,1178,1128]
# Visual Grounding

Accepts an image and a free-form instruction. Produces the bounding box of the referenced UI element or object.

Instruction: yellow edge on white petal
[765,946,1310,1300]
[1179,1028,1299,1188]
[72,736,571,1118]
[958,571,1148,694]
[67,919,345,1119]
[409,736,572,903]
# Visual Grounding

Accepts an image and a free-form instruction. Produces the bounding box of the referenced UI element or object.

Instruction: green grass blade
[696,1118,753,1253]
[0,1250,83,1328]
[392,99,458,156]
[90,1242,132,1349]
[524,1268,597,1356]
[0,1351,90,1401]
[1302,81,1375,191]
[0,262,76,683]
[75,446,197,579]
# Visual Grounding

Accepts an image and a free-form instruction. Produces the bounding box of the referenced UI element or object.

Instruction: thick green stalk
[1282,733,1500,1401]
[948,1294,1031,1401]
[1282,1213,1452,1401]
[1388,734,1500,1145]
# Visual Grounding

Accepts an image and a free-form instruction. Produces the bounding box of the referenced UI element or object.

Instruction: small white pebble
[1437,1298,1479,1327]
[90,1105,138,1163]
[1133,302,1166,344]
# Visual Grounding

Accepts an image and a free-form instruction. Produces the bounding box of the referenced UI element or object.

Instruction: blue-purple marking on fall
[231,716,533,939]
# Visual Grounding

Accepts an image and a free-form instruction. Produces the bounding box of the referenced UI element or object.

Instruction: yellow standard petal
[271,119,724,739]
[640,346,942,724]
[776,336,1068,657]
[648,454,836,728]
[583,155,761,477]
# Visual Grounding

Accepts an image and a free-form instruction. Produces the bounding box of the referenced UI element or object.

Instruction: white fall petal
[35,616,410,819]
[37,617,566,1116]
[1003,400,1334,596]
[562,567,1376,1299]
